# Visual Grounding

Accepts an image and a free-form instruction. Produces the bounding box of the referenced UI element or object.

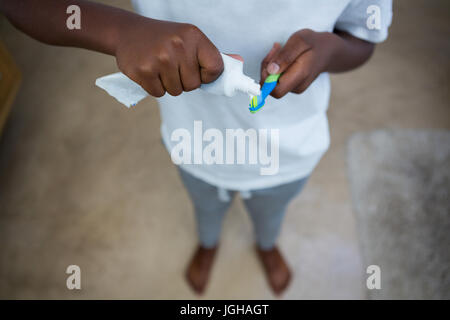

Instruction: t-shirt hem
[161,125,323,190]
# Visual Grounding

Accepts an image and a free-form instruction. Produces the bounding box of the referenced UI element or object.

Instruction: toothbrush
[248,73,280,113]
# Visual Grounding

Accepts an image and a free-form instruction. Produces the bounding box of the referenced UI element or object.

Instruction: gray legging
[178,168,309,250]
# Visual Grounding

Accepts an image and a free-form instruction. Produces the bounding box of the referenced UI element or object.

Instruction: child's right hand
[114,18,224,97]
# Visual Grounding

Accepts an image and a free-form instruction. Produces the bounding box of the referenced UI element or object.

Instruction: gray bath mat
[347,129,450,299]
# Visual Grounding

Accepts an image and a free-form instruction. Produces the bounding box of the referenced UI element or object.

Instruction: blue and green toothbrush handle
[249,73,281,113]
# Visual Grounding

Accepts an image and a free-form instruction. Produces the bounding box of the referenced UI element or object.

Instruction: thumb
[266,33,310,75]
[225,53,244,62]
[260,43,282,83]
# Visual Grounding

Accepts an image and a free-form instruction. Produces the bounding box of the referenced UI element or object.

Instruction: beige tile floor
[0,0,448,299]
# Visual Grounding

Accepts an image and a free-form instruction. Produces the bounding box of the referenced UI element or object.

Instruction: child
[1,0,392,295]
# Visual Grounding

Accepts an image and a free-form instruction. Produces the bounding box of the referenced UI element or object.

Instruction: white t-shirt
[132,0,392,191]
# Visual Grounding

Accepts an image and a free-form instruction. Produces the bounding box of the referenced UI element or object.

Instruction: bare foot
[185,245,218,294]
[256,246,292,295]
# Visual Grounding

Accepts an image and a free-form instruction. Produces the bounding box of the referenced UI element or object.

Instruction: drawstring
[217,187,253,202]
[217,187,230,202]
[239,190,252,199]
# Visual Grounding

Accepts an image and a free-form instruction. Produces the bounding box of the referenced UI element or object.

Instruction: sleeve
[335,0,393,43]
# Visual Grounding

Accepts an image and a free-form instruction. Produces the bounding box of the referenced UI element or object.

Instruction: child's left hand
[260,29,332,99]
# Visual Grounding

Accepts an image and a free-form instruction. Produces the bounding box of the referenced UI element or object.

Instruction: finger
[126,63,166,98]
[265,33,311,76]
[260,43,281,84]
[270,50,313,99]
[292,76,313,94]
[139,75,166,98]
[291,54,316,94]
[160,63,183,96]
[197,37,224,83]
[179,51,202,92]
